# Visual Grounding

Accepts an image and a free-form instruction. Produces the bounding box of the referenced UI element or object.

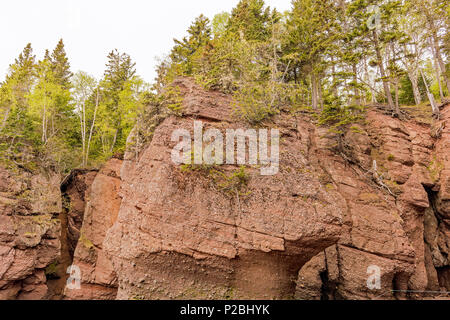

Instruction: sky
[0,0,293,84]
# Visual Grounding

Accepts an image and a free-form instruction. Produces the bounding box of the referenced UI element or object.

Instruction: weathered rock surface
[1,78,449,300]
[296,102,450,300]
[0,168,61,300]
[64,159,122,300]
[98,79,449,300]
[103,79,345,299]
[62,170,98,257]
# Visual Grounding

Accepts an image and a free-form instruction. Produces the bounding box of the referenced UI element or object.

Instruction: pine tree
[51,39,73,89]
[99,50,137,155]
[284,0,340,110]
[212,12,230,37]
[0,44,36,144]
[226,0,274,41]
[7,43,36,105]
[170,14,212,75]
[104,49,136,98]
[347,0,402,115]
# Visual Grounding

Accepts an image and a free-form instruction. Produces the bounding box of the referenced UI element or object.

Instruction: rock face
[64,159,122,300]
[103,79,345,299]
[295,102,450,299]
[99,78,449,300]
[0,168,61,300]
[430,104,450,290]
[1,78,449,300]
[62,170,98,257]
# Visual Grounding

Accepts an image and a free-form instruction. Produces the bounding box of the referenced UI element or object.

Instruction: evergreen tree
[212,12,230,37]
[103,49,136,100]
[0,44,36,153]
[170,14,212,75]
[347,0,403,115]
[99,50,137,156]
[285,0,341,110]
[226,0,274,41]
[6,43,36,107]
[51,39,73,89]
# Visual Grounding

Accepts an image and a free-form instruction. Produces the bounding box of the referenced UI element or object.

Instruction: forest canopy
[0,0,448,174]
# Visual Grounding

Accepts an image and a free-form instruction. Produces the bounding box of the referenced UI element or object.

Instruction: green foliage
[211,166,251,196]
[96,49,139,158]
[285,0,340,72]
[398,74,426,105]
[186,165,252,197]
[0,42,77,173]
[1,0,449,175]
[170,15,212,76]
[153,0,449,130]
[226,0,275,41]
[125,85,185,161]
[51,39,73,89]
[318,101,366,134]
[0,42,150,173]
[212,12,230,37]
[45,261,59,279]
[161,85,184,114]
[79,232,94,250]
[233,82,280,124]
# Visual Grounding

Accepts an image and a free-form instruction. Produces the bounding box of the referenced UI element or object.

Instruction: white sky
[0,0,292,84]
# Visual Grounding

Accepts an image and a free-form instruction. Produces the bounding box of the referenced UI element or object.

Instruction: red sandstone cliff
[1,78,449,300]
[0,169,61,299]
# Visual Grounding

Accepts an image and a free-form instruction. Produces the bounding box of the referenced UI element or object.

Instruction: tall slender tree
[51,39,73,89]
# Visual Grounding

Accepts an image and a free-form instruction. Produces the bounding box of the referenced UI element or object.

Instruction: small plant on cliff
[318,101,366,135]
[210,166,251,197]
[79,232,94,250]
[161,85,184,115]
[45,261,59,279]
[180,148,221,173]
[233,83,280,124]
[427,156,444,183]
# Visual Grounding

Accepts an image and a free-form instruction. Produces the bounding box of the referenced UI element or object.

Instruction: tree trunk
[110,130,118,154]
[430,38,445,101]
[394,76,400,113]
[407,70,422,106]
[331,56,337,97]
[372,30,395,112]
[318,75,324,110]
[42,103,47,143]
[403,43,422,106]
[311,72,318,110]
[80,102,86,167]
[428,20,450,96]
[352,63,360,105]
[363,57,377,103]
[421,69,439,117]
[86,89,99,166]
[0,107,10,131]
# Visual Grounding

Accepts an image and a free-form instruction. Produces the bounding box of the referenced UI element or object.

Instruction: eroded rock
[0,168,61,300]
[64,159,122,300]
